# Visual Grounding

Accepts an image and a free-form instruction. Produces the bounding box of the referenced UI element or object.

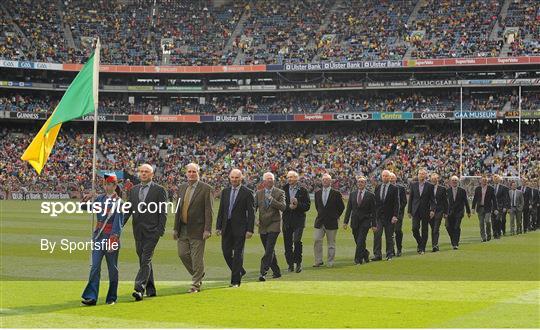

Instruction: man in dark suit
[173,163,213,293]
[492,174,510,238]
[313,173,345,267]
[255,172,286,281]
[282,170,311,273]
[518,179,532,233]
[216,168,255,287]
[373,170,399,261]
[445,175,470,249]
[408,168,435,254]
[389,172,407,257]
[530,183,539,231]
[124,164,168,301]
[343,176,376,264]
[429,173,448,252]
[472,175,498,242]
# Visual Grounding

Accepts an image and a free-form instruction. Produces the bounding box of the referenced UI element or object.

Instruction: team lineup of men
[80,163,540,305]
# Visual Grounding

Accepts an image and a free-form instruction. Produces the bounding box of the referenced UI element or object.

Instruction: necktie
[453,188,457,201]
[434,185,437,196]
[481,187,486,205]
[419,183,424,196]
[228,188,237,219]
[323,189,329,206]
[512,191,516,207]
[139,184,148,202]
[357,190,363,205]
[495,185,499,195]
[265,189,271,208]
[182,185,193,223]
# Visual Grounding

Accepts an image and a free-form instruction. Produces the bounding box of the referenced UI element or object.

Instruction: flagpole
[90,38,101,267]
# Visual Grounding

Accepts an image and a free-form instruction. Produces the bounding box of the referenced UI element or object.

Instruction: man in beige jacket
[173,163,213,293]
[256,172,286,282]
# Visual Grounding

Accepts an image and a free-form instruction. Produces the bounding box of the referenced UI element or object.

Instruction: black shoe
[106,300,116,305]
[258,274,266,282]
[312,262,324,267]
[146,292,156,297]
[432,247,439,252]
[354,259,362,265]
[240,269,247,277]
[295,263,303,273]
[132,291,143,301]
[482,239,487,242]
[385,255,393,261]
[363,253,370,263]
[370,256,382,261]
[452,245,458,250]
[494,236,500,240]
[81,298,96,306]
[396,250,402,257]
[287,265,294,272]
[419,250,425,255]
[272,273,281,279]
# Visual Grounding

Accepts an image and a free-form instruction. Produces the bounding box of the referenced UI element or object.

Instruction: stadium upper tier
[1,0,538,65]
[1,90,538,115]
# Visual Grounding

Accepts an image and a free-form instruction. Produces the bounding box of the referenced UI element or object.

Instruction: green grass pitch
[1,199,539,328]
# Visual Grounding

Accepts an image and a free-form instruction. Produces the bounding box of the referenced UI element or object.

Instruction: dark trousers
[352,226,370,263]
[500,210,507,235]
[394,210,405,253]
[260,232,281,276]
[134,237,158,295]
[523,208,530,233]
[82,237,119,303]
[530,207,538,230]
[222,228,246,285]
[446,213,463,247]
[430,212,443,248]
[491,211,501,238]
[412,212,430,251]
[283,225,304,266]
[373,219,394,258]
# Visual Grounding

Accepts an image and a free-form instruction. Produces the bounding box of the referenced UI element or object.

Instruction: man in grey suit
[124,164,168,301]
[173,163,213,293]
[255,172,286,281]
[508,181,524,235]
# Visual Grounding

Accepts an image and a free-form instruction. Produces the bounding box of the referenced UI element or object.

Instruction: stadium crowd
[1,124,538,200]
[1,0,538,65]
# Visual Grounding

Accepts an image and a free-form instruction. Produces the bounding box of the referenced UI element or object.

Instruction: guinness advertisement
[8,111,128,122]
[413,112,453,120]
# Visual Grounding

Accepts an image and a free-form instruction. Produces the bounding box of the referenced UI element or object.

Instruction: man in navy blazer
[408,168,435,254]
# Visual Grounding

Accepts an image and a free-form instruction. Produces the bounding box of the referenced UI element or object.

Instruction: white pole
[90,38,101,266]
[460,86,463,179]
[518,85,521,180]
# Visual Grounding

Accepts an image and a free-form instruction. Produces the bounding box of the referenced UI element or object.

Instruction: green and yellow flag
[21,40,100,174]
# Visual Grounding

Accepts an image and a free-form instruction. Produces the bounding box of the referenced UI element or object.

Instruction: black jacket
[408,181,436,217]
[344,190,376,229]
[396,184,407,213]
[446,186,471,218]
[494,184,510,210]
[374,183,399,223]
[314,188,345,230]
[216,185,256,236]
[282,183,311,228]
[472,185,498,213]
[433,184,449,214]
[124,182,168,241]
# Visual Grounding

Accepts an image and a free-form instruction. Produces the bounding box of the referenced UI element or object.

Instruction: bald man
[216,169,255,287]
[174,163,214,293]
[124,164,168,301]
